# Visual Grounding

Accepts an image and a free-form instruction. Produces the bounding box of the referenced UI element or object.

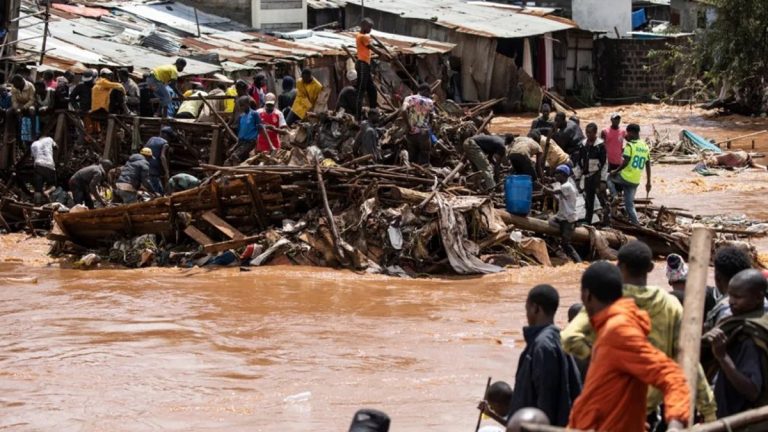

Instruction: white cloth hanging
[523,38,533,76]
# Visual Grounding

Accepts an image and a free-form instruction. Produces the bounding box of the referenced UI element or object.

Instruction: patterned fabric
[402,95,434,134]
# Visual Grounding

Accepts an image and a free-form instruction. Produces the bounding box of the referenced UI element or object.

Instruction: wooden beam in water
[201,211,245,240]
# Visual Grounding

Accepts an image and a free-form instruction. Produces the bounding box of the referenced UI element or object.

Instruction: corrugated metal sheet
[343,0,576,38]
[69,18,124,38]
[116,2,230,35]
[51,3,111,18]
[16,16,119,66]
[141,32,181,53]
[307,0,342,10]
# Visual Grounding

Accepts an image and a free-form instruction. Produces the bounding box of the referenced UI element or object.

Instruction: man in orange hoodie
[569,261,690,432]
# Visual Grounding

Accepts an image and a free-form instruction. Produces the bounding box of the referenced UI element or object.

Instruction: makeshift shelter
[342,0,585,110]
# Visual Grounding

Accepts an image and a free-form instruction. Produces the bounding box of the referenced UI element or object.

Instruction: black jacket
[572,138,607,179]
[509,324,582,426]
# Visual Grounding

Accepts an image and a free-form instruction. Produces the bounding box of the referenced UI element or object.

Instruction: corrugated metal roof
[16,16,120,67]
[116,2,233,35]
[307,0,342,10]
[44,19,220,75]
[343,0,576,38]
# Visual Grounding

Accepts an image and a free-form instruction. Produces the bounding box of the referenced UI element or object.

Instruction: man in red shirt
[355,18,387,120]
[256,93,287,152]
[601,113,626,196]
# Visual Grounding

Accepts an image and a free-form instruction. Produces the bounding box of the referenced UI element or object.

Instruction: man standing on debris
[115,148,155,204]
[230,96,262,164]
[118,69,140,114]
[256,93,287,152]
[609,123,651,225]
[530,103,554,135]
[69,159,113,209]
[336,69,359,118]
[553,112,585,156]
[30,136,57,205]
[144,127,173,194]
[287,68,323,126]
[69,70,96,144]
[563,240,718,426]
[354,108,382,162]
[148,58,186,117]
[91,68,126,115]
[278,75,296,117]
[543,165,581,263]
[601,113,626,192]
[401,83,435,165]
[461,134,508,191]
[355,18,385,119]
[572,123,608,225]
[568,261,690,432]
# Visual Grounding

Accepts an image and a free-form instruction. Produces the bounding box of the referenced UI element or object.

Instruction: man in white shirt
[30,136,57,204]
[544,164,581,263]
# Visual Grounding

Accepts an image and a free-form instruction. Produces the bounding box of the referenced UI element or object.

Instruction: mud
[2,104,768,431]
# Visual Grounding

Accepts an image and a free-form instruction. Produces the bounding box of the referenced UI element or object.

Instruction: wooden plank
[184,225,214,246]
[201,211,245,240]
[53,112,66,147]
[203,235,261,254]
[209,128,221,165]
[103,117,116,160]
[677,225,713,427]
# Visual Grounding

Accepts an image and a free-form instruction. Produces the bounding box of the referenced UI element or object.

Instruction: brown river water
[2,104,768,431]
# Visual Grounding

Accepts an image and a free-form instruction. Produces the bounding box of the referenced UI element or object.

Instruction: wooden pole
[371,34,419,89]
[713,129,768,146]
[38,1,50,66]
[474,377,492,432]
[677,225,713,427]
[416,162,465,210]
[103,117,116,160]
[193,7,201,38]
[199,94,238,142]
[316,163,346,261]
[209,128,221,165]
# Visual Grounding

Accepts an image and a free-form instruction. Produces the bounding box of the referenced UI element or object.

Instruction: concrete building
[179,0,307,31]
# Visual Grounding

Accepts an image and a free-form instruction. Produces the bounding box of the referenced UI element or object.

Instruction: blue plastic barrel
[505,175,533,215]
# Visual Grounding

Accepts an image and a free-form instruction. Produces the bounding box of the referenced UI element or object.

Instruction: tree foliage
[659,0,768,113]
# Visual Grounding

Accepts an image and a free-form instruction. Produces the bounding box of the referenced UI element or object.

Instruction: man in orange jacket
[569,261,690,432]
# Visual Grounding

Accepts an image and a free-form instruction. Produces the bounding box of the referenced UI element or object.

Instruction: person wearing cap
[176,82,207,120]
[609,123,651,225]
[90,68,126,115]
[353,108,381,161]
[543,165,581,262]
[148,58,187,117]
[287,68,323,126]
[256,92,287,152]
[144,127,174,194]
[69,159,113,209]
[530,103,554,135]
[336,69,359,118]
[355,18,386,119]
[572,122,608,225]
[115,148,155,204]
[401,83,435,165]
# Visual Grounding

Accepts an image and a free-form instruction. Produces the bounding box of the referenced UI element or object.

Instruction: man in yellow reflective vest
[608,123,651,225]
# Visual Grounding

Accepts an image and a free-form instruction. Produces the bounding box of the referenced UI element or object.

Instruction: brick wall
[594,38,676,99]
[180,0,251,26]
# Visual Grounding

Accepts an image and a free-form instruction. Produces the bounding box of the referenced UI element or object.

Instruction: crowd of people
[469,241,768,432]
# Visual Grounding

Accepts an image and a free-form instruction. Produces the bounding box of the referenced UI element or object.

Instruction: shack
[342,0,590,110]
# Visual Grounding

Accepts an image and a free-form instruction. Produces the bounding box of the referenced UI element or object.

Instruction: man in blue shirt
[144,126,173,194]
[230,96,261,165]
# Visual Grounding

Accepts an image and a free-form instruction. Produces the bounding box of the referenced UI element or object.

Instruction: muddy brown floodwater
[1,104,768,431]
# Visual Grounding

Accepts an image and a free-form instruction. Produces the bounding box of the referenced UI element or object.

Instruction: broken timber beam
[498,211,635,250]
[201,211,245,240]
[184,225,213,246]
[203,235,261,254]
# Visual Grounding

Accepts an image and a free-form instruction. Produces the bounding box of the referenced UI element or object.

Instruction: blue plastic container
[505,175,533,215]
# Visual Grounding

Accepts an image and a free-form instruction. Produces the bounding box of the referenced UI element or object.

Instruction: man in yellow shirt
[90,68,126,114]
[148,58,186,117]
[287,68,323,126]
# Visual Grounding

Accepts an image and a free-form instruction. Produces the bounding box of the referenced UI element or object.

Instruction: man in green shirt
[609,123,651,225]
